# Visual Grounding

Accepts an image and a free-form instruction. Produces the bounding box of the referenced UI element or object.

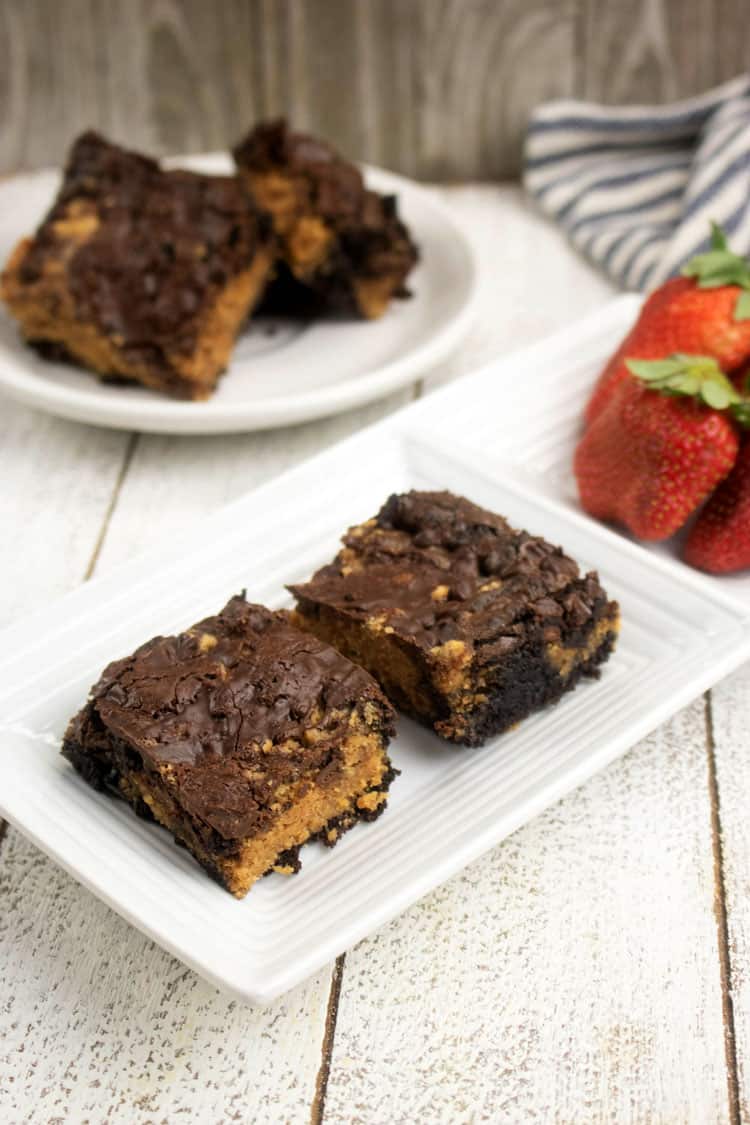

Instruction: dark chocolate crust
[64,595,394,840]
[62,596,396,892]
[234,120,366,222]
[290,491,620,745]
[27,132,269,359]
[233,119,418,317]
[2,132,274,397]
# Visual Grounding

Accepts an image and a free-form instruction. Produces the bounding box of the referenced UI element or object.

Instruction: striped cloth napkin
[524,74,750,292]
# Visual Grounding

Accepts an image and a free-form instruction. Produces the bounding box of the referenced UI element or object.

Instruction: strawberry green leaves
[625,353,750,424]
[625,353,736,403]
[732,400,750,427]
[682,223,750,321]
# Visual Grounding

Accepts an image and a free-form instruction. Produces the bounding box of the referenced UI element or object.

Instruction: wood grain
[0,403,129,629]
[581,0,723,103]
[708,666,750,1122]
[1,0,747,179]
[0,829,333,1124]
[324,699,731,1124]
[410,0,577,180]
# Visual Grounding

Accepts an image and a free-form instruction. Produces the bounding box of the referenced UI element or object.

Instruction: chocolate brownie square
[290,491,620,746]
[1,132,275,399]
[62,595,396,897]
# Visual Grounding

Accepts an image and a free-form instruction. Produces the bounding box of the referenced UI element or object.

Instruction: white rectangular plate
[2,293,750,1005]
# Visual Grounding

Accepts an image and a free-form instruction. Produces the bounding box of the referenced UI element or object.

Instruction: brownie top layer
[72,595,393,840]
[19,131,270,359]
[290,491,614,658]
[233,118,366,226]
[233,119,418,280]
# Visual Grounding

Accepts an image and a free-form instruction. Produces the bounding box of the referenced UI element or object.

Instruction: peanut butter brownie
[290,491,619,746]
[1,132,275,399]
[62,595,396,897]
[233,119,418,319]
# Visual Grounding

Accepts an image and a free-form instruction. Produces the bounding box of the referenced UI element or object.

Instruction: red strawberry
[575,356,742,541]
[585,225,750,426]
[684,439,750,572]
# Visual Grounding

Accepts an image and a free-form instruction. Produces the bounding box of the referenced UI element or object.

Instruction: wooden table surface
[1,185,748,1125]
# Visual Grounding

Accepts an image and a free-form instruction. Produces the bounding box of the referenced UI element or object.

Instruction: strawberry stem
[682,222,750,321]
[625,354,750,427]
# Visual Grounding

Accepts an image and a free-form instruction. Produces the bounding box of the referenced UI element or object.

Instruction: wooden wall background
[0,0,748,180]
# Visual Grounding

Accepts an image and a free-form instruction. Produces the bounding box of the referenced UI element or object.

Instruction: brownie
[233,119,418,319]
[62,595,396,897]
[290,491,620,746]
[1,132,275,399]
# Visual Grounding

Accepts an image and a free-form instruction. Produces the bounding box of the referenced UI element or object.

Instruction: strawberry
[684,439,750,572]
[575,355,743,541]
[585,225,750,426]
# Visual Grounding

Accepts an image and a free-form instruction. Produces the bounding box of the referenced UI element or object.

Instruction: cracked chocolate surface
[18,131,271,363]
[64,595,395,842]
[290,490,614,661]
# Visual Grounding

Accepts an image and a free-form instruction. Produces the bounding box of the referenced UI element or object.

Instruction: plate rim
[0,161,480,435]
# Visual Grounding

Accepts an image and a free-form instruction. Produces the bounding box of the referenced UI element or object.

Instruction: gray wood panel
[0,0,747,179]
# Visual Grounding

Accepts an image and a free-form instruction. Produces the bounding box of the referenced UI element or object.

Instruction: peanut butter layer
[233,119,418,319]
[290,491,620,746]
[62,595,396,897]
[1,131,275,399]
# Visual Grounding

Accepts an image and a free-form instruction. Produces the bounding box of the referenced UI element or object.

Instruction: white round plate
[0,153,478,434]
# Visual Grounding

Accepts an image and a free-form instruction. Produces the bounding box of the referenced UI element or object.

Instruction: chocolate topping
[21,131,271,361]
[233,119,365,225]
[74,595,393,840]
[233,119,418,308]
[290,491,608,659]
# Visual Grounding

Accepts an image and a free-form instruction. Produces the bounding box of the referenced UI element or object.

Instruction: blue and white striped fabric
[524,75,750,292]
